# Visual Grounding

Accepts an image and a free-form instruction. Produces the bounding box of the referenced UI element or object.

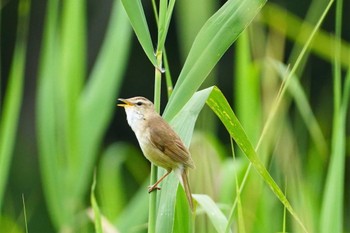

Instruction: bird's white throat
[125,107,145,134]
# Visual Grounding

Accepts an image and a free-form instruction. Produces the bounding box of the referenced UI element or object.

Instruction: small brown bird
[118,96,195,210]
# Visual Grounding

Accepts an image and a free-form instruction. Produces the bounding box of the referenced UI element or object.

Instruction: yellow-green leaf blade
[206,86,309,233]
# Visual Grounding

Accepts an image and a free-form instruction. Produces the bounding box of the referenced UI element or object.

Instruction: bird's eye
[136,102,143,106]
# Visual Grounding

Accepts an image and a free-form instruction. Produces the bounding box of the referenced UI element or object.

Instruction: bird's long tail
[180,169,194,211]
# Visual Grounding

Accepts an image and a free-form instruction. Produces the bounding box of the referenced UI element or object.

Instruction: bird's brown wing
[148,115,195,168]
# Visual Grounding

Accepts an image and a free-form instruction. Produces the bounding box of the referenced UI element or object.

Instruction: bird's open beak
[117,98,134,107]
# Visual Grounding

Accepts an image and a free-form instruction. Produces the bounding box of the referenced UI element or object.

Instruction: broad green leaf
[121,0,157,66]
[206,86,308,233]
[37,0,131,229]
[193,194,232,233]
[164,0,266,121]
[156,87,214,233]
[0,0,30,211]
[173,187,193,233]
[77,0,132,195]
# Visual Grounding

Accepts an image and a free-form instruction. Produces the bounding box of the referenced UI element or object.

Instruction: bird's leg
[148,170,171,193]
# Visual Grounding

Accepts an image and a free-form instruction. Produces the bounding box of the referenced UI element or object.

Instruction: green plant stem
[151,0,159,23]
[149,51,163,233]
[163,49,173,97]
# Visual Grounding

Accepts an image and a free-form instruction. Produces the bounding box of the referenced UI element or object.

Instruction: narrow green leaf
[156,0,167,52]
[319,0,344,231]
[234,31,261,144]
[319,55,348,233]
[193,194,232,233]
[91,173,103,233]
[164,0,266,120]
[271,60,327,157]
[59,0,86,191]
[61,0,86,96]
[22,194,28,233]
[319,107,346,233]
[0,0,30,210]
[156,0,175,52]
[121,0,157,66]
[206,86,309,233]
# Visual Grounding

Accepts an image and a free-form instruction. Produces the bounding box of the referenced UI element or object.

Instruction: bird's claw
[148,185,161,193]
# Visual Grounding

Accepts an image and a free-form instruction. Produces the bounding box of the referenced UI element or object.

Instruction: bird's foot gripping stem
[148,185,161,193]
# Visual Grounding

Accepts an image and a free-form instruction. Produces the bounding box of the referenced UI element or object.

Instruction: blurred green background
[1,0,349,232]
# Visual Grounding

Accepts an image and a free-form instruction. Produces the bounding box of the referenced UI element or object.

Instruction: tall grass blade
[121,0,157,66]
[22,194,28,233]
[271,60,327,156]
[91,173,103,233]
[319,95,346,233]
[206,86,309,233]
[164,0,266,120]
[0,0,30,210]
[234,31,261,144]
[36,0,62,226]
[320,0,345,231]
[225,139,244,233]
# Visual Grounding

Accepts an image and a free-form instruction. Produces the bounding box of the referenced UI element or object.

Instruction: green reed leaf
[121,0,157,66]
[164,0,266,120]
